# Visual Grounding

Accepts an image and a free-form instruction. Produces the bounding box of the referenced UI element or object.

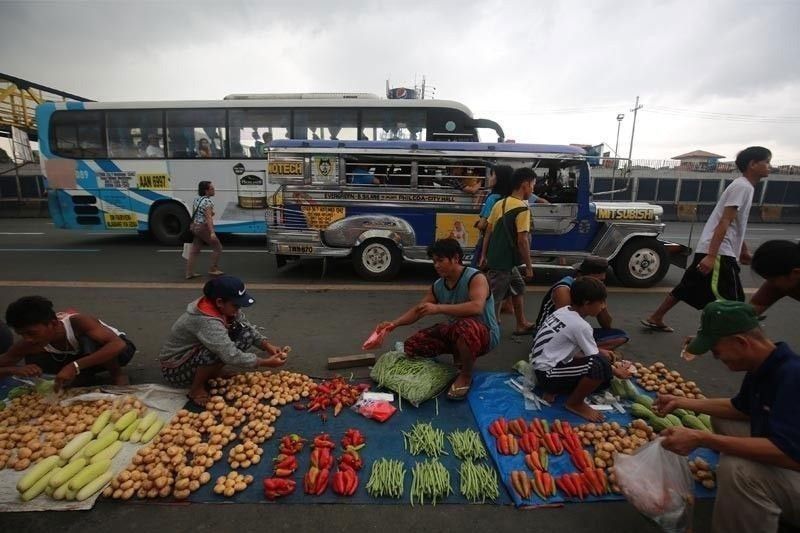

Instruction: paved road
[0,218,797,532]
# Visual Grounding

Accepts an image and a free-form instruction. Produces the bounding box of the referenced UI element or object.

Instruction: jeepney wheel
[352,239,402,281]
[613,238,670,288]
[150,202,190,246]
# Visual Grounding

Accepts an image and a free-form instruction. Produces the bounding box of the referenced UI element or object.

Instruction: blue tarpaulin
[467,372,718,507]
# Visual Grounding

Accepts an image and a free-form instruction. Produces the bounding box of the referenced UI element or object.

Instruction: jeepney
[264,140,690,287]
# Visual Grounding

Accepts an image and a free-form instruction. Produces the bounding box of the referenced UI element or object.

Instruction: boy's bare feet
[566,401,605,422]
[111,372,130,386]
[542,392,557,403]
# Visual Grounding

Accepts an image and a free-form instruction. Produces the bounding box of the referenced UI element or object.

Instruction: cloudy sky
[2,0,799,163]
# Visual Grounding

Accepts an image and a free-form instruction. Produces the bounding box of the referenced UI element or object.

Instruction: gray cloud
[1,0,798,162]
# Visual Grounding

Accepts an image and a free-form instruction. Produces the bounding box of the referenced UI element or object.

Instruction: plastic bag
[351,394,397,422]
[362,326,389,350]
[615,438,695,533]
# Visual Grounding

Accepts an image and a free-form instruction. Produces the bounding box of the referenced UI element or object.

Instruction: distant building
[672,150,726,172]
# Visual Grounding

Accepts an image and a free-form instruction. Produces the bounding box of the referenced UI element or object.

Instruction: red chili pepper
[345,469,358,496]
[314,468,329,495]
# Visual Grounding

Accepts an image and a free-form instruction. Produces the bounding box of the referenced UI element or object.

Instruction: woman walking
[185,180,223,279]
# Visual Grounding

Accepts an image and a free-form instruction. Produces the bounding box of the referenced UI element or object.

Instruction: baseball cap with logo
[685,300,760,355]
[203,276,255,307]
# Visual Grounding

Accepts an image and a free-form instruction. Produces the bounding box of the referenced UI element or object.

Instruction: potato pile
[213,471,254,497]
[689,457,716,489]
[227,441,263,469]
[576,419,657,469]
[107,370,312,501]
[632,362,705,398]
[0,392,142,471]
[209,370,316,407]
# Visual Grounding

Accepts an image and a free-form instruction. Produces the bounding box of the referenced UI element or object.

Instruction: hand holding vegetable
[652,393,682,417]
[11,364,42,378]
[55,362,78,390]
[258,351,288,368]
[660,426,706,456]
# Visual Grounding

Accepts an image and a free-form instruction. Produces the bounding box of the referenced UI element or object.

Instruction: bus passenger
[373,239,499,400]
[350,164,380,185]
[185,181,224,279]
[159,276,289,406]
[197,138,212,158]
[0,296,136,388]
[749,239,800,315]
[252,131,265,157]
[145,133,164,158]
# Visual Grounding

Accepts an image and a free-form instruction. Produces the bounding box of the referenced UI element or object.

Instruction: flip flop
[447,383,471,401]
[640,319,674,333]
[185,273,201,280]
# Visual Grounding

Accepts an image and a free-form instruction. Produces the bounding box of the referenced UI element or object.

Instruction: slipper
[185,273,201,280]
[512,325,537,336]
[208,269,224,276]
[640,319,674,333]
[446,383,471,401]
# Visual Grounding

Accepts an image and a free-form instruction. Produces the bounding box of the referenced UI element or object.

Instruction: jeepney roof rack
[268,139,587,158]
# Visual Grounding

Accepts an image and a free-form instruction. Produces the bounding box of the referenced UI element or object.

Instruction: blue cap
[203,276,255,307]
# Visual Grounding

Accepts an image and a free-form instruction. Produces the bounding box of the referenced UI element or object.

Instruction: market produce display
[371,351,456,406]
[447,429,487,462]
[631,362,705,398]
[365,458,405,499]
[688,457,716,490]
[409,459,451,505]
[305,377,368,417]
[575,419,656,471]
[213,471,253,497]
[458,461,498,503]
[402,421,446,457]
[304,433,335,496]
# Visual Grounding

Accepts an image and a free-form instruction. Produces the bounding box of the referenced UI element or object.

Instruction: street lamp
[613,113,624,177]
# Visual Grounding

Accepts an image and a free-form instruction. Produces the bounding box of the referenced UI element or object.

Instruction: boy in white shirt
[530,277,631,421]
[643,146,772,332]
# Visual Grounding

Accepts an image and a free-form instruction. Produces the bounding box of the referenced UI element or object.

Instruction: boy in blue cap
[654,300,800,533]
[159,275,288,405]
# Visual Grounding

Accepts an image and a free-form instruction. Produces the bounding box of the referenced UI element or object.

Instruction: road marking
[0,232,45,235]
[0,280,759,294]
[156,249,270,253]
[0,248,100,252]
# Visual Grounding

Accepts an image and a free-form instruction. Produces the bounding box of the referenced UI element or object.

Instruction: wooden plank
[326,353,376,370]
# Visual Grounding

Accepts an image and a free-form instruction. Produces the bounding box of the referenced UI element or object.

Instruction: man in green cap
[653,300,800,533]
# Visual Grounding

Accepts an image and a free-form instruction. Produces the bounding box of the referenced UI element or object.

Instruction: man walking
[642,146,771,332]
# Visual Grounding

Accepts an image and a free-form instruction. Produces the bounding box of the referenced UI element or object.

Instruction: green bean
[371,351,456,405]
[459,461,499,503]
[448,428,488,462]
[410,459,451,505]
[402,421,447,457]
[367,458,406,499]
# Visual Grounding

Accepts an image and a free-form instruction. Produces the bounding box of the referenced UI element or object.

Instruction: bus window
[294,109,358,141]
[426,108,477,142]
[107,110,164,158]
[343,157,412,187]
[51,111,106,159]
[166,109,226,158]
[361,110,426,141]
[419,160,486,194]
[229,109,290,158]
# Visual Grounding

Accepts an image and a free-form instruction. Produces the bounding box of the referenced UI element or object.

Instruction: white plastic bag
[615,438,695,533]
[181,243,192,260]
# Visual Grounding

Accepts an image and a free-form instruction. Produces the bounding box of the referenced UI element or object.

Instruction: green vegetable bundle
[366,458,406,499]
[459,461,499,503]
[371,351,457,406]
[447,429,487,462]
[410,459,452,505]
[403,422,446,457]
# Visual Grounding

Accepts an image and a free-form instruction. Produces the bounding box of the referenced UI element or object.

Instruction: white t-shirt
[529,306,598,371]
[696,176,754,258]
[146,144,164,158]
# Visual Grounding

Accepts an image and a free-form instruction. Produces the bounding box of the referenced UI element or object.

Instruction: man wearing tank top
[642,146,772,333]
[373,238,500,400]
[0,296,136,388]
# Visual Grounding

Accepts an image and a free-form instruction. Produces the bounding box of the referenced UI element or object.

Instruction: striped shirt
[534,276,574,330]
[530,306,598,371]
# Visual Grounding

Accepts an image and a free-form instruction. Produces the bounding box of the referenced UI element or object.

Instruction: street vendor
[373,238,499,400]
[749,239,800,315]
[655,300,800,533]
[158,275,289,406]
[0,296,136,388]
[533,256,629,350]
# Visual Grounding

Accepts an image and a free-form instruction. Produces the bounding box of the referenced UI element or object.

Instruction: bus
[36,93,505,244]
[264,140,690,286]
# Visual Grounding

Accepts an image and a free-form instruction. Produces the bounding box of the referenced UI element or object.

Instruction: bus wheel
[150,202,190,246]
[352,239,402,281]
[612,238,669,288]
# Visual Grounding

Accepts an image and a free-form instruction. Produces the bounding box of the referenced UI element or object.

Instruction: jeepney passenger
[349,164,380,185]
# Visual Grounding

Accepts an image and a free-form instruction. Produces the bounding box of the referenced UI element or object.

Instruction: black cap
[574,256,609,275]
[203,276,255,307]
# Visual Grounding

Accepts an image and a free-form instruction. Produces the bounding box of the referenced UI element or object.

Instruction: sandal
[512,324,537,336]
[446,382,471,401]
[186,392,209,408]
[208,268,224,276]
[640,319,674,333]
[185,273,201,280]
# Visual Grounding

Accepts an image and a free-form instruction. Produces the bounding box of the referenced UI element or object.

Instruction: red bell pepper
[314,468,329,495]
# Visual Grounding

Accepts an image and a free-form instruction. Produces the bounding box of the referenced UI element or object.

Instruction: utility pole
[613,113,624,178]
[627,96,643,170]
